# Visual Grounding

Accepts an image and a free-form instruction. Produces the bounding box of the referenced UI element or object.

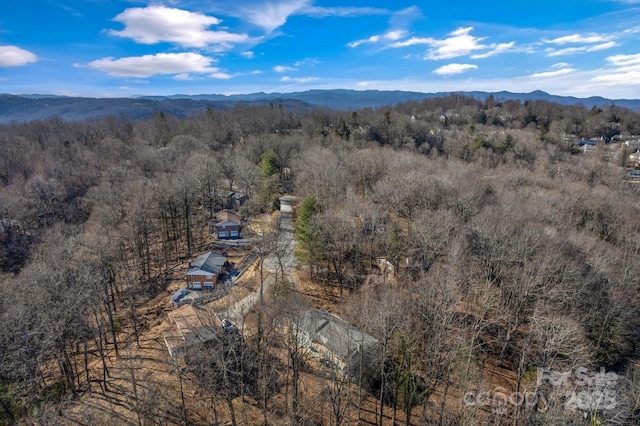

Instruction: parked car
[222,318,236,333]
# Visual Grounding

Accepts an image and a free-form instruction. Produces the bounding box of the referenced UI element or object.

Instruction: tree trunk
[184,193,192,259]
[292,353,300,413]
[0,395,16,424]
[378,372,385,426]
[226,396,238,426]
[61,347,77,398]
[178,369,188,425]
[128,357,142,426]
[104,281,119,357]
[92,311,110,393]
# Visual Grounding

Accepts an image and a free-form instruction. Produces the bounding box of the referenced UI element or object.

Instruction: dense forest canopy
[1,94,640,425]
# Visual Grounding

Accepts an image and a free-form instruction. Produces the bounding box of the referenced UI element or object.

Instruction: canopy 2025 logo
[463,366,630,418]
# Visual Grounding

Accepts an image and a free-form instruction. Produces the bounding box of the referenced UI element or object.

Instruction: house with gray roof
[210,189,248,211]
[185,251,227,291]
[295,309,378,373]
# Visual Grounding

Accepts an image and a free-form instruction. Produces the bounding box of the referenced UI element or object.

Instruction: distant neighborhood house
[575,138,598,147]
[212,209,242,239]
[210,189,248,211]
[229,191,248,208]
[214,221,242,239]
[377,257,395,274]
[185,251,227,290]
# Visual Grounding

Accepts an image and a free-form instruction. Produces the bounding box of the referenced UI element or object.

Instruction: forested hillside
[3,89,640,123]
[1,94,640,425]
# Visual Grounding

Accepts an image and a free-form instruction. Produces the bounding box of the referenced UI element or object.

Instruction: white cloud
[173,73,195,81]
[85,52,220,77]
[384,27,514,61]
[622,26,640,35]
[382,31,406,42]
[251,70,264,74]
[280,76,318,83]
[544,33,609,45]
[390,37,431,48]
[587,53,640,90]
[529,68,576,78]
[607,53,640,66]
[389,6,423,29]
[546,41,617,56]
[215,0,386,33]
[432,63,478,76]
[348,30,408,48]
[591,69,640,86]
[294,58,319,67]
[108,6,250,49]
[0,45,37,67]
[303,6,388,18]
[348,35,380,48]
[542,32,618,57]
[210,72,232,79]
[241,0,311,32]
[423,27,487,60]
[471,42,515,59]
[55,2,83,18]
[241,51,255,59]
[344,7,419,48]
[274,65,296,72]
[552,62,572,68]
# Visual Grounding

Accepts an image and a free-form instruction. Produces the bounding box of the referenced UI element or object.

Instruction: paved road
[217,214,296,330]
[263,214,296,277]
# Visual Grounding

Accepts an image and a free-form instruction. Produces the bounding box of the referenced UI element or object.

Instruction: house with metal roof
[294,309,378,373]
[162,304,222,357]
[185,251,227,291]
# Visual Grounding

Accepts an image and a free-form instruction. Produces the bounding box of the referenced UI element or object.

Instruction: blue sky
[1,0,640,98]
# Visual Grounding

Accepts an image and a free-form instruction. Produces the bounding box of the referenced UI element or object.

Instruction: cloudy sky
[2,0,640,98]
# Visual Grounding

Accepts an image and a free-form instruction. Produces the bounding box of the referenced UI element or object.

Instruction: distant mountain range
[1,89,639,123]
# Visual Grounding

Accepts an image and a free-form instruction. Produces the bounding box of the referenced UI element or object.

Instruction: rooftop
[186,251,226,276]
[215,221,241,228]
[215,209,241,225]
[296,310,377,363]
[163,304,222,357]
